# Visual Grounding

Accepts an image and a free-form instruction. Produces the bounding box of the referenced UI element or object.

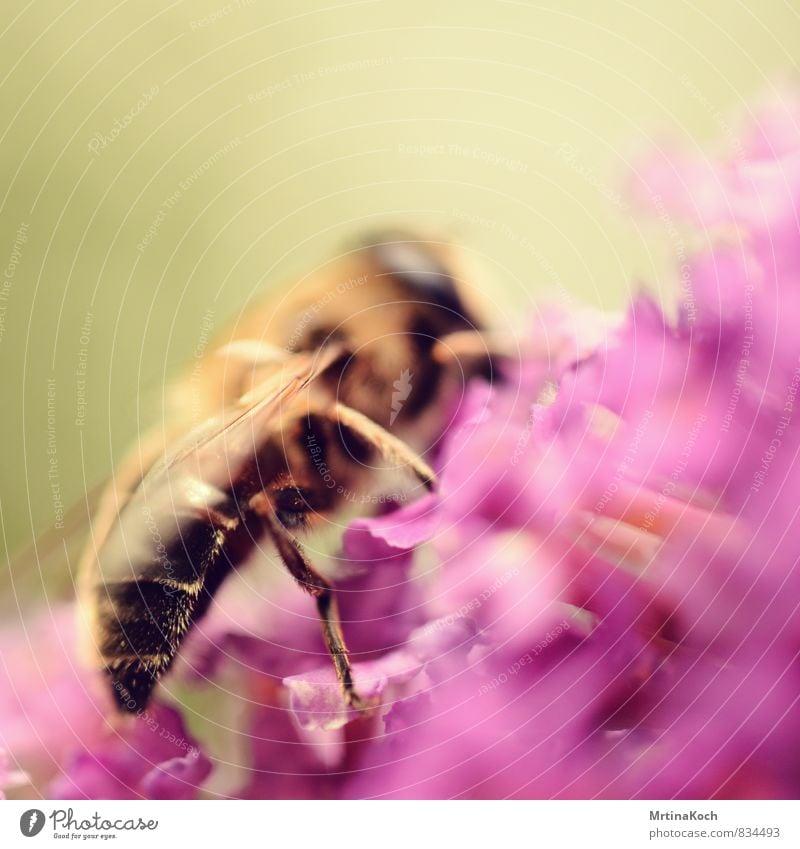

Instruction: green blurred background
[1,0,799,593]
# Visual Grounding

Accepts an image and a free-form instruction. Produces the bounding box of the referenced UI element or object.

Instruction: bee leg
[326,402,438,491]
[315,592,368,712]
[431,329,515,385]
[432,329,515,362]
[251,492,368,712]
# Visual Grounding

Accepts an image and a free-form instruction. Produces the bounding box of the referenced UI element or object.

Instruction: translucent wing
[81,343,347,584]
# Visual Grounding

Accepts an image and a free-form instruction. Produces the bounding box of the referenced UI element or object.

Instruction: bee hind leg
[251,492,369,713]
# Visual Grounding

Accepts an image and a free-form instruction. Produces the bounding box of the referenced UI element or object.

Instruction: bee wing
[146,343,346,492]
[77,342,345,593]
[78,342,349,578]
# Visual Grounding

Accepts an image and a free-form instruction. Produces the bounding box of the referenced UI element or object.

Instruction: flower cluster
[3,86,800,799]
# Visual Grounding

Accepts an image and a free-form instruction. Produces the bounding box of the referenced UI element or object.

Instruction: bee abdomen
[93,518,234,713]
[99,581,194,651]
[96,578,195,712]
[106,656,170,713]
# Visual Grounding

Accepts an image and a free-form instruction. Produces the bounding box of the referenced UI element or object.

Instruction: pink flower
[0,606,211,800]
[49,703,211,800]
[0,606,111,786]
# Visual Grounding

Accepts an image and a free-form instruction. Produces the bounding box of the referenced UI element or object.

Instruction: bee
[78,232,498,713]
